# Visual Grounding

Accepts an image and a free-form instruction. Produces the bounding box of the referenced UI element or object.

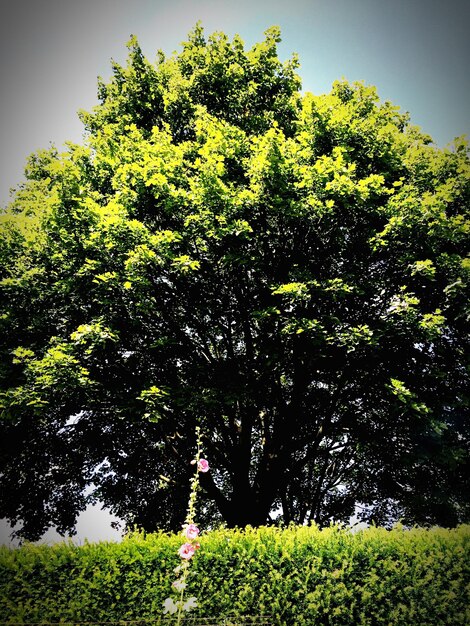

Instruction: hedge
[0,524,469,625]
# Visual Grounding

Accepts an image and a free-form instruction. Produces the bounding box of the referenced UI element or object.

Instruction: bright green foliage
[0,24,469,539]
[0,525,469,625]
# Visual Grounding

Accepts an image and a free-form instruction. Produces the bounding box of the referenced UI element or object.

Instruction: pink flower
[172,579,186,591]
[162,597,178,614]
[182,596,198,611]
[178,543,196,560]
[184,523,200,540]
[198,458,209,473]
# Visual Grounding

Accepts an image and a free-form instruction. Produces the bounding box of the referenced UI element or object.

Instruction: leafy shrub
[0,524,468,625]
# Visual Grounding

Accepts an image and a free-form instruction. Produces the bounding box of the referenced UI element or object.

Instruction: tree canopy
[1,25,469,540]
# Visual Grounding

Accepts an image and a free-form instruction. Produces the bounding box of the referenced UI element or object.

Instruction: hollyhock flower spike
[164,426,207,623]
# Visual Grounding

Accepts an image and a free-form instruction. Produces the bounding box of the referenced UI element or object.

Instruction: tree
[1,25,469,541]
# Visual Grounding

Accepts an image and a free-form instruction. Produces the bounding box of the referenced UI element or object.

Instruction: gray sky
[1,505,123,547]
[1,0,469,207]
[0,0,469,543]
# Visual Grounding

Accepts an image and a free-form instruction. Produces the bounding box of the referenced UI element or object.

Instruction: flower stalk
[163,426,209,621]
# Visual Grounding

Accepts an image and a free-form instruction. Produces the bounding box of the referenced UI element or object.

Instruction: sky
[0,0,469,544]
[1,0,469,207]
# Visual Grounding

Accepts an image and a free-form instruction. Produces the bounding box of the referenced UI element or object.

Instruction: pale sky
[1,0,469,207]
[0,0,469,543]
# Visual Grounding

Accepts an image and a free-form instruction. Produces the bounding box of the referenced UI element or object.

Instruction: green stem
[171,425,204,623]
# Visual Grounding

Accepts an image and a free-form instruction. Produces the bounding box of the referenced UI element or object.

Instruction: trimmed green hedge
[0,524,469,625]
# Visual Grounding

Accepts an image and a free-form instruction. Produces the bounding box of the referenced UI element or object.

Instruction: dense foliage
[0,525,469,625]
[0,24,469,539]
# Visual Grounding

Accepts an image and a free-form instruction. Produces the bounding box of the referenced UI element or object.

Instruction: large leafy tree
[1,25,469,540]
